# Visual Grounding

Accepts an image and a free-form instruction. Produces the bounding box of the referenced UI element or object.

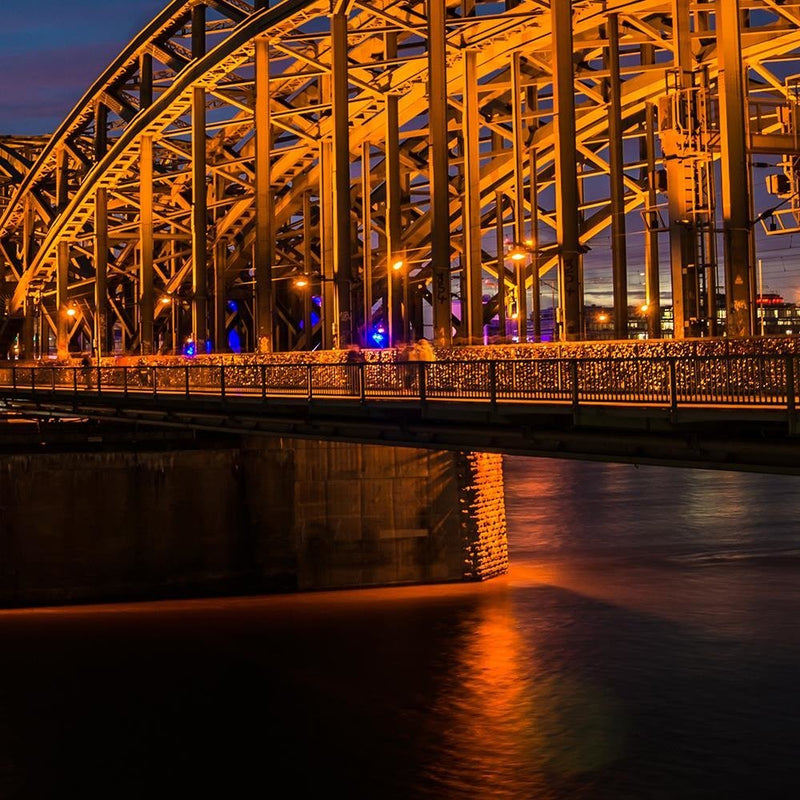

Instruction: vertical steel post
[22,297,34,360]
[55,147,68,213]
[606,14,629,340]
[94,100,109,358]
[643,94,662,338]
[384,32,403,347]
[495,190,507,342]
[254,36,274,352]
[511,52,528,342]
[21,192,35,357]
[302,191,314,347]
[427,0,452,346]
[319,137,336,349]
[332,9,353,348]
[717,0,753,337]
[462,49,483,343]
[551,0,582,340]
[529,145,541,342]
[666,0,700,339]
[56,240,69,359]
[214,239,227,353]
[139,135,154,355]
[94,188,109,358]
[192,4,209,351]
[140,53,153,110]
[362,141,373,345]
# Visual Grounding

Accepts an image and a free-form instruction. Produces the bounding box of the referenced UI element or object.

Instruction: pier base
[0,429,508,606]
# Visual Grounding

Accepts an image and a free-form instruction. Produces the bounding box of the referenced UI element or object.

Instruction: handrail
[0,354,798,418]
[0,354,800,412]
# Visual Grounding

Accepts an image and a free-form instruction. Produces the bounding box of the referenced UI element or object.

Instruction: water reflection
[420,590,626,799]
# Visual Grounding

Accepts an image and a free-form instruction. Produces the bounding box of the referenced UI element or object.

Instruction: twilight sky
[0,0,164,135]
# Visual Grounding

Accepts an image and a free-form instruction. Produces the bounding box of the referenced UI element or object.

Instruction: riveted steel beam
[718,0,753,338]
[254,36,274,353]
[551,0,582,341]
[139,135,155,355]
[462,49,484,344]
[428,0,452,346]
[606,14,629,340]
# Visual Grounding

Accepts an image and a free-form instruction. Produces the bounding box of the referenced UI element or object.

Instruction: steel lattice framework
[2,0,800,359]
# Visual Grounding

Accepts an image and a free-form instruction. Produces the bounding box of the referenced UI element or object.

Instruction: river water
[1,456,800,798]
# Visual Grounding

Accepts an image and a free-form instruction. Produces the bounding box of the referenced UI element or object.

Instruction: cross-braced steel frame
[2,0,800,359]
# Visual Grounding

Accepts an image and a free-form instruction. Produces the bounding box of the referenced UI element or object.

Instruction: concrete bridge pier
[281,440,508,591]
[0,431,508,607]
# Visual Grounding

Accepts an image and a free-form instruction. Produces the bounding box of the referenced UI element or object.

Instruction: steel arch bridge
[2,0,800,360]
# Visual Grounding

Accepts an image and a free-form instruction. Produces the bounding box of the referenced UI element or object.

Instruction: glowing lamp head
[640,303,650,313]
[294,276,309,288]
[597,312,609,323]
[160,296,172,306]
[66,306,77,318]
[508,245,527,261]
[391,259,404,272]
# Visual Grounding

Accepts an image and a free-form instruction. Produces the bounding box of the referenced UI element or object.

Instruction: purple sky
[0,0,164,135]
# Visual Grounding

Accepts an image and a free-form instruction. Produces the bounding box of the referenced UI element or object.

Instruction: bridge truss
[2,0,800,359]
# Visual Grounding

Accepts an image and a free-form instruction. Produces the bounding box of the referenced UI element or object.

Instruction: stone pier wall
[0,435,508,607]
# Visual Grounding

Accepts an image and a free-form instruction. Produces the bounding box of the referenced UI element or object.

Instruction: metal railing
[0,354,797,412]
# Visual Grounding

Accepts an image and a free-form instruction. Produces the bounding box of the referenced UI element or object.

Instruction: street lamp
[388,255,406,348]
[508,244,527,262]
[506,242,531,341]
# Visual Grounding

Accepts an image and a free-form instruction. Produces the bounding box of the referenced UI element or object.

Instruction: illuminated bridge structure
[3,1,800,362]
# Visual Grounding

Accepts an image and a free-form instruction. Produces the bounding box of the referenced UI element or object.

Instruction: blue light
[226,300,238,313]
[183,339,196,357]
[370,327,387,347]
[228,328,242,353]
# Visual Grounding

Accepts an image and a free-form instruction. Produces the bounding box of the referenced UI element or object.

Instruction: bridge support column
[254,36,274,354]
[461,50,483,344]
[319,139,336,350]
[511,52,528,342]
[385,33,404,348]
[717,0,753,337]
[551,0,583,341]
[428,0,453,347]
[663,0,704,339]
[332,9,353,349]
[94,188,109,358]
[643,94,662,339]
[21,300,35,361]
[606,14,629,340]
[139,135,154,355]
[56,240,69,360]
[192,5,209,352]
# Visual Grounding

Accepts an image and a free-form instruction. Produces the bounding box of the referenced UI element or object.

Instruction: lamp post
[387,256,405,348]
[507,242,530,342]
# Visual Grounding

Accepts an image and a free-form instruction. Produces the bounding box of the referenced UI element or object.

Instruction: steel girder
[3,1,800,357]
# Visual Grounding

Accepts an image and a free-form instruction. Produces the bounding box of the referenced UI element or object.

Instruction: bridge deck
[1,354,799,473]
